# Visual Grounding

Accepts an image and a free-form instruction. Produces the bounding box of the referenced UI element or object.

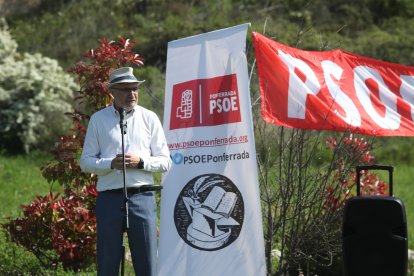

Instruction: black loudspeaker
[342,165,408,276]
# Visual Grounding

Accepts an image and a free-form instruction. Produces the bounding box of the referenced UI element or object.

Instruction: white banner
[158,24,266,276]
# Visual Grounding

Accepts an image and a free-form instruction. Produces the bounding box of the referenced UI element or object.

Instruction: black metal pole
[119,107,128,276]
[117,107,163,275]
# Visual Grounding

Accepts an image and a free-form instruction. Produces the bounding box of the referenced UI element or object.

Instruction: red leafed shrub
[3,186,97,270]
[2,36,143,271]
[69,37,143,112]
[324,134,389,210]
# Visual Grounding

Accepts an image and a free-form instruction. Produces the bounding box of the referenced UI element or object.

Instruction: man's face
[110,83,140,111]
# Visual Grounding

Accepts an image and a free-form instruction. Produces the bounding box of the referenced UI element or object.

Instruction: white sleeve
[79,117,113,175]
[143,113,172,172]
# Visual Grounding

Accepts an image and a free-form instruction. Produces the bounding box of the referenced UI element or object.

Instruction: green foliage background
[4,0,414,127]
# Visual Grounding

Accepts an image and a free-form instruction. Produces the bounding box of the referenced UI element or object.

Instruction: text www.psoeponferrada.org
[168,135,248,150]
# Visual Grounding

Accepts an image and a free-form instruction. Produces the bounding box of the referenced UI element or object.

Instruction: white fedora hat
[107,67,145,88]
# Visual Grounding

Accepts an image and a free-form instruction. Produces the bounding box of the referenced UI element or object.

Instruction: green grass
[0,152,99,274]
[0,152,60,218]
[0,152,64,274]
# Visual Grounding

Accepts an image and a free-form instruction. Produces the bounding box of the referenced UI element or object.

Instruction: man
[80,67,171,276]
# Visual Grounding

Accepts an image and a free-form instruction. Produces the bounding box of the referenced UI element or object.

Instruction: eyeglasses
[112,87,139,93]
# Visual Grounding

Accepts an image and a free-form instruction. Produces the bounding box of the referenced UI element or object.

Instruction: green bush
[0,230,96,275]
[0,26,76,153]
[0,20,17,62]
[0,231,46,275]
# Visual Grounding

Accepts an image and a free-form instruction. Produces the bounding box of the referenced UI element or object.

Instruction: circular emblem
[174,173,244,251]
[172,152,184,165]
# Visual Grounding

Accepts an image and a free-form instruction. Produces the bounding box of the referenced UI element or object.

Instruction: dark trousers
[96,191,157,276]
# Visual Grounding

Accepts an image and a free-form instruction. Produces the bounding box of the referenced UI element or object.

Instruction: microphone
[119,107,127,134]
[119,106,126,120]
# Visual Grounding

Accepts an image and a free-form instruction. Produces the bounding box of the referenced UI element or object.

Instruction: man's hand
[111,153,141,170]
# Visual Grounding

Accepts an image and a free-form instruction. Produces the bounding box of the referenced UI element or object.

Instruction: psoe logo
[170,74,241,130]
[176,89,193,119]
[174,174,244,251]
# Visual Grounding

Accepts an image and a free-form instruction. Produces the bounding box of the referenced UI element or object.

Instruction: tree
[0,24,76,153]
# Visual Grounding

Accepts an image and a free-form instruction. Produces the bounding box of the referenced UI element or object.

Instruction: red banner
[252,32,414,136]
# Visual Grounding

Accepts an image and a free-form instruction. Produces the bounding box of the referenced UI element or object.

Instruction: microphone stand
[118,106,163,275]
[119,107,128,276]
